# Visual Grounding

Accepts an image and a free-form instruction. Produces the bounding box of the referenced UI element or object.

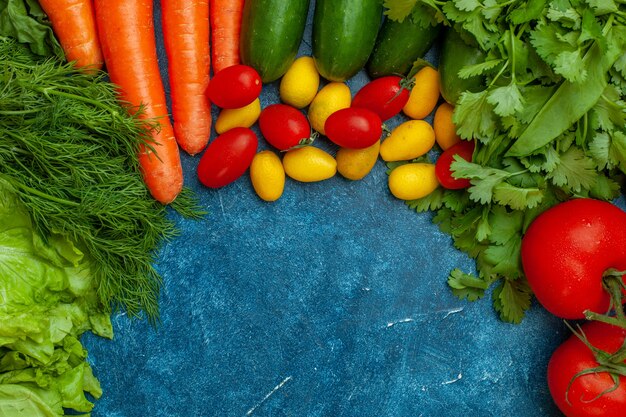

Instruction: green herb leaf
[406,187,447,212]
[493,182,544,209]
[492,278,533,324]
[547,146,598,192]
[487,83,525,117]
[0,0,63,58]
[448,269,490,301]
[383,0,419,21]
[454,90,498,139]
[457,58,505,79]
[0,38,203,322]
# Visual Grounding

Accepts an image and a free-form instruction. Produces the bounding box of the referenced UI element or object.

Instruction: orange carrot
[162,0,212,155]
[94,0,183,204]
[210,0,244,74]
[39,0,103,70]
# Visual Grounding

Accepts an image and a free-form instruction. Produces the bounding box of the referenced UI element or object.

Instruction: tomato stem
[604,272,626,319]
[399,76,415,91]
[381,123,392,136]
[610,339,626,364]
[584,311,626,330]
[584,272,626,328]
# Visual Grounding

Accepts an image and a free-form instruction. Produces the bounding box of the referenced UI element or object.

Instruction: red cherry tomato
[207,65,262,109]
[351,76,410,121]
[197,127,258,188]
[548,321,626,417]
[258,104,312,151]
[521,198,626,319]
[435,140,475,189]
[324,107,382,149]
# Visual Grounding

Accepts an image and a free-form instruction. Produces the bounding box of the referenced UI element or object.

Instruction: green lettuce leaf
[0,179,112,416]
[0,0,63,58]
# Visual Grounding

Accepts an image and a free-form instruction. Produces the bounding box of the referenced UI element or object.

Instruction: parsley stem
[509,27,517,84]
[488,60,510,88]
[508,169,529,177]
[602,14,615,37]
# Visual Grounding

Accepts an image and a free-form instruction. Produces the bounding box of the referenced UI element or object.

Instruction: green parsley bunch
[385,0,626,322]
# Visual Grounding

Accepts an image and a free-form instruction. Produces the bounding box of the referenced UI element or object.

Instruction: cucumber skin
[438,28,486,105]
[239,0,310,83]
[312,0,383,82]
[366,16,442,78]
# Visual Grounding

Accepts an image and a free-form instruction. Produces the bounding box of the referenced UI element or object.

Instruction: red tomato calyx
[381,79,414,109]
[398,76,415,92]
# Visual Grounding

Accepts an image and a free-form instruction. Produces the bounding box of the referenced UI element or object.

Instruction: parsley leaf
[487,83,525,117]
[448,269,490,301]
[458,58,504,79]
[385,0,626,325]
[406,187,446,212]
[492,278,533,324]
[454,90,498,139]
[488,206,523,245]
[493,182,544,209]
[383,0,420,21]
[547,146,597,191]
[553,49,587,82]
[482,235,523,279]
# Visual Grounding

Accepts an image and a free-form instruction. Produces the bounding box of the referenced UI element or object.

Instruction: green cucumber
[239,0,310,83]
[366,15,441,78]
[312,0,383,82]
[439,28,486,105]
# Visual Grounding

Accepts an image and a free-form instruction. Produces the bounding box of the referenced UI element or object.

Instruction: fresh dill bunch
[0,37,204,323]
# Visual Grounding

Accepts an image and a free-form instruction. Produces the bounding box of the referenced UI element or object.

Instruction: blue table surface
[82,2,586,416]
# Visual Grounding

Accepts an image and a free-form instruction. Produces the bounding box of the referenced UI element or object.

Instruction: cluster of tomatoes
[198,60,626,417]
[521,198,626,417]
[196,59,477,202]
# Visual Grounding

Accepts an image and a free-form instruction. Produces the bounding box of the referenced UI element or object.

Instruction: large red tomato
[548,321,626,417]
[197,127,258,188]
[521,198,626,319]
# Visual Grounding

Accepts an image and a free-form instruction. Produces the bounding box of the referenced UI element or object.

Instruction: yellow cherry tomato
[280,56,320,108]
[403,66,440,120]
[388,163,439,200]
[336,140,380,180]
[250,150,285,202]
[379,120,436,162]
[282,146,336,182]
[433,102,461,150]
[214,98,261,134]
[308,82,351,135]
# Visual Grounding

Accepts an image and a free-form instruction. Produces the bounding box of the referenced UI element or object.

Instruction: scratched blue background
[82,2,570,416]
